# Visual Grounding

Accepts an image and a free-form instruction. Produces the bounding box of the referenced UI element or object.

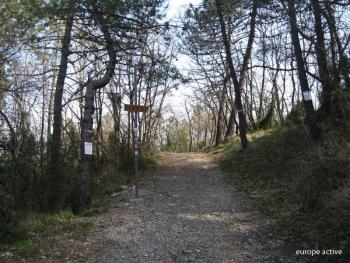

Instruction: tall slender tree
[47,2,75,210]
[79,3,117,212]
[311,0,334,116]
[215,0,258,150]
[286,0,320,138]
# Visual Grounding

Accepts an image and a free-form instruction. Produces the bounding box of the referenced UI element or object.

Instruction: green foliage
[60,121,81,211]
[18,211,78,234]
[13,240,38,256]
[0,140,15,235]
[91,131,159,210]
[258,101,276,130]
[114,137,133,173]
[222,126,310,189]
[284,103,305,126]
[205,135,241,155]
[139,152,159,171]
[0,210,92,257]
[0,0,42,48]
[163,127,190,152]
[0,199,16,237]
[0,127,40,237]
[92,142,127,209]
[0,118,84,234]
[220,124,350,259]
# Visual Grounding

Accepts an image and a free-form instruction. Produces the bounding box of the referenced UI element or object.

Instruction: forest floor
[1,152,299,263]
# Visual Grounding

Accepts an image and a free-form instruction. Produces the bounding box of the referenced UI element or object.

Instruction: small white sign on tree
[303,91,312,101]
[84,142,93,155]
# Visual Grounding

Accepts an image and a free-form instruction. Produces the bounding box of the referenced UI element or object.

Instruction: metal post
[133,65,139,198]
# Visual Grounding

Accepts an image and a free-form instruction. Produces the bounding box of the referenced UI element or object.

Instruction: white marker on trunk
[84,142,92,155]
[303,91,312,101]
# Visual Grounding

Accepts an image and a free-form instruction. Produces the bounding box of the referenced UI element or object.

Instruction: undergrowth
[0,150,159,257]
[91,151,159,212]
[219,123,350,262]
[0,211,92,256]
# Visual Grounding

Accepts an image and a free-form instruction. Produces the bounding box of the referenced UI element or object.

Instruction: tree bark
[216,77,228,145]
[323,2,350,91]
[215,0,258,150]
[79,5,117,212]
[79,79,94,212]
[47,8,74,210]
[185,102,193,152]
[224,107,236,141]
[311,0,334,115]
[286,0,320,138]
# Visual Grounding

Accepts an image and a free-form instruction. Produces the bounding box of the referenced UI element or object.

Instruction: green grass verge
[139,152,159,171]
[219,125,350,261]
[13,240,38,256]
[0,210,92,257]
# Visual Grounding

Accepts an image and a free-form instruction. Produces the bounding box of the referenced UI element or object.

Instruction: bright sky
[166,0,201,19]
[164,0,202,116]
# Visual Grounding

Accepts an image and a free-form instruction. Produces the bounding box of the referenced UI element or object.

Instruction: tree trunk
[286,0,320,138]
[224,107,236,141]
[79,5,117,212]
[79,80,94,212]
[215,79,228,145]
[311,0,334,115]
[185,102,193,151]
[47,8,74,210]
[323,3,350,91]
[215,0,258,150]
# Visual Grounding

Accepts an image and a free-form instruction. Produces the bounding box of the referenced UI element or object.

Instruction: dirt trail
[77,152,294,263]
[3,152,297,262]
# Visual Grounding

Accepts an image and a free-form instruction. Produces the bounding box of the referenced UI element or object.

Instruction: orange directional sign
[124,104,148,112]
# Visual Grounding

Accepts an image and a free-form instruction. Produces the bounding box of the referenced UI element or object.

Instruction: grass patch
[17,210,89,235]
[139,152,159,171]
[19,210,78,233]
[206,129,272,157]
[13,240,38,256]
[0,210,92,257]
[221,126,311,191]
[220,124,350,261]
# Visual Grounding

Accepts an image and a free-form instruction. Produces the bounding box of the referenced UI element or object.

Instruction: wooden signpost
[125,103,148,198]
[124,104,148,112]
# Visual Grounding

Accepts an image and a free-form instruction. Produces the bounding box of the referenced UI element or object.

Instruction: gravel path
[0,152,298,263]
[79,152,295,263]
